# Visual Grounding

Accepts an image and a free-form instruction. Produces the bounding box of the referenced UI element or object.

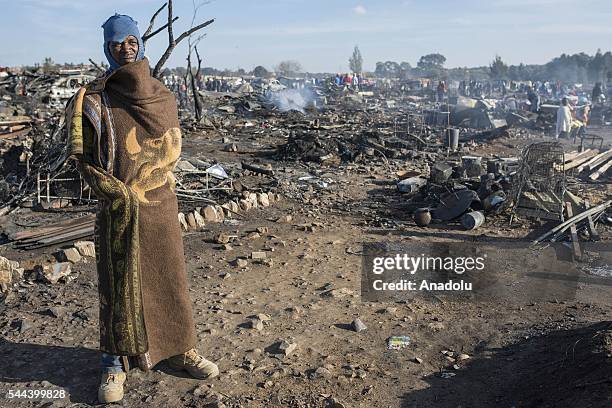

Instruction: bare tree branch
[143,16,179,44]
[143,2,167,38]
[151,0,215,78]
[175,19,214,45]
[88,58,105,74]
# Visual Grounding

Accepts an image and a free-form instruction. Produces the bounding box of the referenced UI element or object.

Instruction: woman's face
[109,35,139,66]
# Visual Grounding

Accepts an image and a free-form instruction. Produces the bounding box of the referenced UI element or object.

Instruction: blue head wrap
[102,14,145,72]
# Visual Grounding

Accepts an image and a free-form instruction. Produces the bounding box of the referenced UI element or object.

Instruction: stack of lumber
[564,148,612,180]
[10,214,95,249]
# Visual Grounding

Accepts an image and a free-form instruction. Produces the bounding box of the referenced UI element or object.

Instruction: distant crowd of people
[333,73,364,90]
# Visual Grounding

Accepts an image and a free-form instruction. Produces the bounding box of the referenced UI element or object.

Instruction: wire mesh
[512,141,566,220]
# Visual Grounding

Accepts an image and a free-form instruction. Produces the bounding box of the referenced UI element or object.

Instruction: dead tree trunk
[142,0,214,78]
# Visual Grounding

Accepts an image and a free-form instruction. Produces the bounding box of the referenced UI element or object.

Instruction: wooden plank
[15,221,95,245]
[589,157,612,180]
[563,150,582,162]
[578,149,612,173]
[564,149,592,163]
[564,150,598,171]
[11,214,95,241]
[580,148,612,173]
[565,202,582,260]
[584,200,600,241]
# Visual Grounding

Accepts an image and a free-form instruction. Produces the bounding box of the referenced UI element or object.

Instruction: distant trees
[42,57,56,73]
[374,61,412,78]
[416,53,446,78]
[275,60,302,77]
[489,55,508,79]
[349,45,363,73]
[252,65,270,78]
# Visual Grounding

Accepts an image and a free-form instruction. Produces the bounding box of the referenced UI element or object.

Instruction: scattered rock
[47,306,65,318]
[257,258,274,267]
[73,241,96,258]
[457,353,470,361]
[232,258,248,268]
[248,319,264,331]
[256,313,271,321]
[321,287,355,298]
[178,213,189,231]
[251,251,267,260]
[214,205,226,222]
[270,340,297,357]
[239,199,252,212]
[202,205,220,223]
[215,233,232,244]
[351,318,367,332]
[193,211,206,228]
[186,212,197,229]
[257,193,270,207]
[18,318,32,333]
[310,366,332,379]
[36,263,72,284]
[57,248,82,264]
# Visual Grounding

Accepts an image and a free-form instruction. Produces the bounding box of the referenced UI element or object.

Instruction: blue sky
[1,0,611,72]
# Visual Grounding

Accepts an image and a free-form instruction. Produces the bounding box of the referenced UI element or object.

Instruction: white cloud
[353,5,367,15]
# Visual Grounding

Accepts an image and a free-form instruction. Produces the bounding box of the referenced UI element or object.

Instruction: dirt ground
[0,125,611,408]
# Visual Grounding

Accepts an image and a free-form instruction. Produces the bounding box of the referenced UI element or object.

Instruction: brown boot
[167,349,219,380]
[98,372,126,403]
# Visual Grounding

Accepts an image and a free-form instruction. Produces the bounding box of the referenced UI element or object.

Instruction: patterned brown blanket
[67,59,196,370]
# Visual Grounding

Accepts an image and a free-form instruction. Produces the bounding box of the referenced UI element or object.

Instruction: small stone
[311,366,332,379]
[256,227,269,234]
[276,215,292,223]
[228,201,240,214]
[414,357,423,364]
[233,258,248,268]
[247,193,259,209]
[246,232,261,240]
[202,205,219,223]
[351,318,367,332]
[257,193,270,207]
[251,251,267,260]
[275,340,297,357]
[457,353,470,361]
[249,319,264,331]
[178,213,189,231]
[58,248,82,264]
[47,307,65,318]
[239,200,252,212]
[258,258,274,267]
[256,313,271,321]
[73,241,95,257]
[219,272,231,280]
[36,263,72,284]
[223,244,233,251]
[18,318,32,333]
[214,205,226,222]
[193,211,206,228]
[186,212,197,229]
[321,288,355,298]
[215,233,232,244]
[0,267,11,287]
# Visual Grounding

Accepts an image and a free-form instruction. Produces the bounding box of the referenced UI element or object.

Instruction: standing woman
[66,14,218,404]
